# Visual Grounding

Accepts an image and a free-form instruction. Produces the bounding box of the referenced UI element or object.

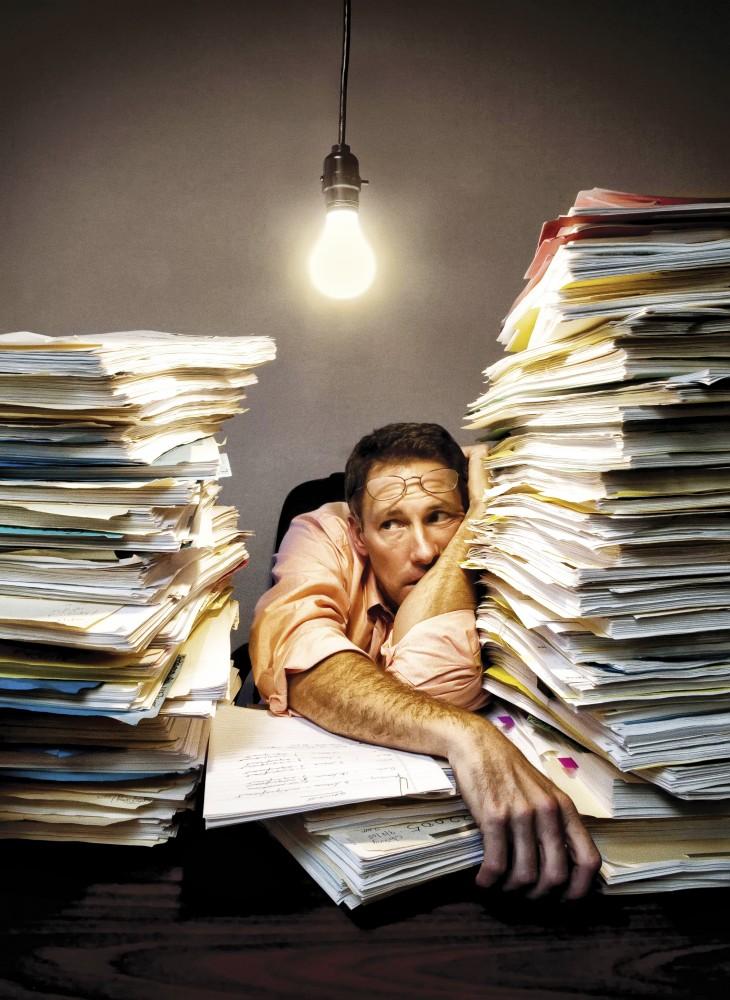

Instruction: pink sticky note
[558,756,578,770]
[498,715,515,730]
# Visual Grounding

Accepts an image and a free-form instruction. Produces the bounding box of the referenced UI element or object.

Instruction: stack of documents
[0,331,275,845]
[204,704,730,905]
[462,190,730,889]
[265,806,481,908]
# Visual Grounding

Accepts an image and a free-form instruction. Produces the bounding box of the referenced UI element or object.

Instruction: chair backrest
[234,471,346,705]
[273,472,346,551]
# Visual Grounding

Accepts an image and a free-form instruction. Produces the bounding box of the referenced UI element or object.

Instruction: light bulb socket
[320,143,367,210]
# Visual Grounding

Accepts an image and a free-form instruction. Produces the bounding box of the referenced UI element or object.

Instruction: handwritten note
[203,705,453,827]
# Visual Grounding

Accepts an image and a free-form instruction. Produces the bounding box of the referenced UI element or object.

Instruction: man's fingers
[465,444,490,509]
[526,798,569,898]
[560,806,603,900]
[453,724,600,899]
[475,815,509,888]
[502,809,538,891]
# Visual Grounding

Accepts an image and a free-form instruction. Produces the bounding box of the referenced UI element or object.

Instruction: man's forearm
[392,508,478,644]
[288,648,477,758]
[287,648,601,899]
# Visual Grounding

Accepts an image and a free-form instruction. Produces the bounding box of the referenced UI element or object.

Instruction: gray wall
[2,0,729,640]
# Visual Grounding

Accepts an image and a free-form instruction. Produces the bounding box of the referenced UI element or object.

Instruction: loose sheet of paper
[203,704,453,826]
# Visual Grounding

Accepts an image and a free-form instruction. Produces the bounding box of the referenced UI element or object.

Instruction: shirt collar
[363,563,394,622]
[348,516,394,622]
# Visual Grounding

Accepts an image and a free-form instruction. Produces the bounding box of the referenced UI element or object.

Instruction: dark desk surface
[1,819,728,1000]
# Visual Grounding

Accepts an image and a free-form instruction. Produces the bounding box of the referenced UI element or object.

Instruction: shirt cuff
[265,624,367,716]
[380,609,487,712]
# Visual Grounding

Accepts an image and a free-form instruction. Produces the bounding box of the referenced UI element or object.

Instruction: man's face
[348,458,465,610]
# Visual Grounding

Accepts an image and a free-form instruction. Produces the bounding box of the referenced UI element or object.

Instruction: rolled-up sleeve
[249,509,365,715]
[380,610,488,711]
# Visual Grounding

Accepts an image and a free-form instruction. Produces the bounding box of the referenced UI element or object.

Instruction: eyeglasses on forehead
[361,467,460,502]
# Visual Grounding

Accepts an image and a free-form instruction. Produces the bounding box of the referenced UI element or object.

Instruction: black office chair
[232,472,346,704]
[272,472,345,551]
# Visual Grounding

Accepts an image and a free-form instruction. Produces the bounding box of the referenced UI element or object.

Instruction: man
[251,422,600,899]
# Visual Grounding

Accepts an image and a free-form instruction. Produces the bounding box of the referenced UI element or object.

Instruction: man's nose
[409,526,439,565]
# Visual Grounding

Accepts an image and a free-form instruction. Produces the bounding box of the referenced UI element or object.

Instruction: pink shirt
[250,502,487,715]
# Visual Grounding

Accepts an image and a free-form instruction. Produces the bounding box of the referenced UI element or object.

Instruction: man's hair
[345,422,468,518]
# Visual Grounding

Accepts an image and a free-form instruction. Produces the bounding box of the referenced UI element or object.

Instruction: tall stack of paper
[0,331,275,844]
[463,189,730,889]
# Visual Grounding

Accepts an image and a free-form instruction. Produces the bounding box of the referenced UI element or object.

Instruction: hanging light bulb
[309,207,375,299]
[309,1,376,300]
[309,149,375,299]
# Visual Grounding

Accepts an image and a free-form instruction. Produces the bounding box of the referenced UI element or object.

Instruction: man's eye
[380,520,403,531]
[430,510,455,523]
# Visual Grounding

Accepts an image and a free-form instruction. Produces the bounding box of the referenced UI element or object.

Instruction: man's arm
[249,505,368,714]
[391,444,486,643]
[288,648,601,898]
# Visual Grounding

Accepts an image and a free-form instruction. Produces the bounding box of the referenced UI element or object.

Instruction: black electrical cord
[320,0,363,210]
[338,0,351,146]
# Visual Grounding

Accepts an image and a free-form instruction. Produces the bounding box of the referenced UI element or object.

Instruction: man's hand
[289,653,602,899]
[449,715,601,899]
[461,442,491,515]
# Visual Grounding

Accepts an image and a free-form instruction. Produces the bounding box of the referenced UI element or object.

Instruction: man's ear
[347,513,369,558]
